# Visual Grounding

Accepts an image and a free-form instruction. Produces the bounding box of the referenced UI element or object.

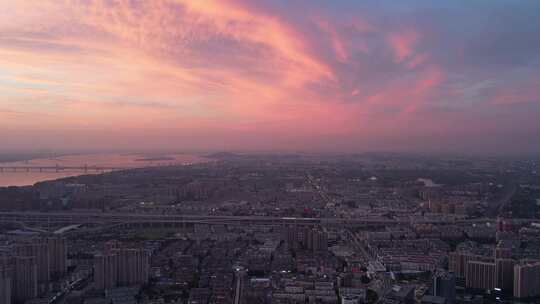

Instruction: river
[0,153,208,187]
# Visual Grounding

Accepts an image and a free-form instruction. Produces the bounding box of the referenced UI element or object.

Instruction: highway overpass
[0,211,506,230]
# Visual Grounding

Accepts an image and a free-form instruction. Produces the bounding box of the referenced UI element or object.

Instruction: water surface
[0,153,207,187]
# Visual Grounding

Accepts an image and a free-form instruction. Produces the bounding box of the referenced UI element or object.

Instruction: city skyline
[1,152,539,303]
[1,0,540,154]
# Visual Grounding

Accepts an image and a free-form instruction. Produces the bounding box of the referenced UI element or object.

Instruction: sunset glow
[1,0,539,153]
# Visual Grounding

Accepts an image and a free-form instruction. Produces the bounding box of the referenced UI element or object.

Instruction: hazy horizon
[1,1,539,154]
[0,147,538,160]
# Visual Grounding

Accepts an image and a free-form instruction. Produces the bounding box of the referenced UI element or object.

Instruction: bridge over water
[0,164,128,173]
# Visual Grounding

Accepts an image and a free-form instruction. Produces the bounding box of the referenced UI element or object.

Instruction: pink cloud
[490,83,540,106]
[406,52,430,69]
[315,19,349,62]
[388,30,420,63]
[0,0,538,153]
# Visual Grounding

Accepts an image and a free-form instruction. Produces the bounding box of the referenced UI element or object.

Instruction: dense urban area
[1,153,540,304]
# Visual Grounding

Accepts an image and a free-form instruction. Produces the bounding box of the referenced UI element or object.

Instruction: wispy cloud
[1,0,539,153]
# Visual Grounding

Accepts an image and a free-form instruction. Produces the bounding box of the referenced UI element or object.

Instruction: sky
[0,0,539,154]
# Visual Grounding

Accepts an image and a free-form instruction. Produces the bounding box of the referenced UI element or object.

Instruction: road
[0,211,515,229]
[344,229,373,262]
[487,182,518,217]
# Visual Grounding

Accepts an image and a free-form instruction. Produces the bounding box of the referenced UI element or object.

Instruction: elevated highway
[0,211,510,230]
